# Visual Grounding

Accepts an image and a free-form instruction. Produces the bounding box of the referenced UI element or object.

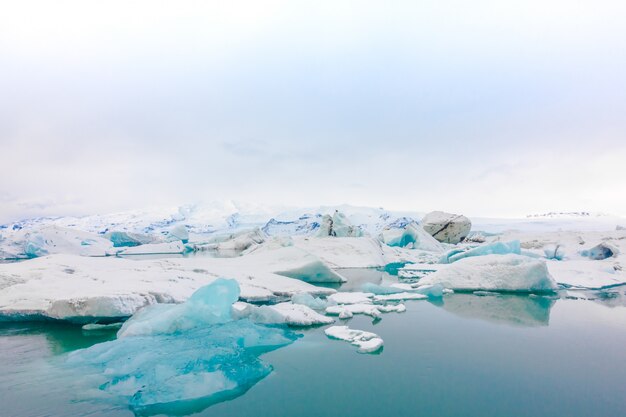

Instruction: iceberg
[291,293,328,310]
[419,254,558,292]
[66,279,299,414]
[166,224,189,243]
[117,279,239,338]
[106,231,157,247]
[379,222,444,251]
[68,320,297,414]
[324,325,383,353]
[441,240,521,263]
[317,211,363,238]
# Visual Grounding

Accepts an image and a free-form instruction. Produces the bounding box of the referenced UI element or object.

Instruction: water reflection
[0,322,118,355]
[440,293,556,327]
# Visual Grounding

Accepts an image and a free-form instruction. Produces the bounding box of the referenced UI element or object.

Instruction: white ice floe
[418,254,558,292]
[327,292,374,305]
[373,292,428,302]
[324,325,384,353]
[0,251,336,321]
[243,302,334,326]
[546,260,626,289]
[377,304,406,313]
[326,303,382,319]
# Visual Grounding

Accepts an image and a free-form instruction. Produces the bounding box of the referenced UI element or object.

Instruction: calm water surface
[1,283,625,417]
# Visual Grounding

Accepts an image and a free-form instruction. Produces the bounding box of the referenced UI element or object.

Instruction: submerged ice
[65,279,299,415]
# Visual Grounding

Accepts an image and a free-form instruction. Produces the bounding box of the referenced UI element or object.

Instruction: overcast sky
[1,0,625,222]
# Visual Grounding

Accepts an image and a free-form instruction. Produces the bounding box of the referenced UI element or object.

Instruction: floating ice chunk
[414,283,446,298]
[291,293,328,310]
[327,292,374,305]
[361,283,404,295]
[441,240,521,263]
[248,302,334,326]
[419,254,558,292]
[274,252,347,283]
[377,303,406,313]
[543,244,566,260]
[581,242,618,260]
[373,292,428,302]
[106,231,157,247]
[167,224,189,243]
[117,279,239,338]
[421,211,471,244]
[18,226,114,258]
[324,325,383,353]
[67,320,298,414]
[379,222,443,251]
[326,304,381,319]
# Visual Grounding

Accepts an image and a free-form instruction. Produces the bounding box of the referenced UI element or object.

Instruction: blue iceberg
[65,279,299,415]
[441,240,521,263]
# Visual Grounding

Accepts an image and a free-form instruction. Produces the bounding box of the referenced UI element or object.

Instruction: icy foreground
[66,279,299,414]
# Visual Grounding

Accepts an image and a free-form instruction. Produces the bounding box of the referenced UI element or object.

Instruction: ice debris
[324,325,383,353]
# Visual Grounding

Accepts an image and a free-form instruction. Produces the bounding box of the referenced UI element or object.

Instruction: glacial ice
[245,302,334,326]
[327,292,374,305]
[372,292,428,302]
[361,282,404,295]
[316,211,363,238]
[68,320,298,414]
[107,231,156,247]
[441,240,521,263]
[326,303,382,319]
[65,278,299,414]
[167,224,189,243]
[324,325,383,353]
[419,254,558,292]
[291,293,328,310]
[379,222,444,251]
[118,279,239,337]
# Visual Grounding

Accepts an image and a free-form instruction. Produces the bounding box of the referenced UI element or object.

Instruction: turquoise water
[1,289,625,416]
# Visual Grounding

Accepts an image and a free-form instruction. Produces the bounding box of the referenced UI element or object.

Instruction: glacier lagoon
[1,287,625,417]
